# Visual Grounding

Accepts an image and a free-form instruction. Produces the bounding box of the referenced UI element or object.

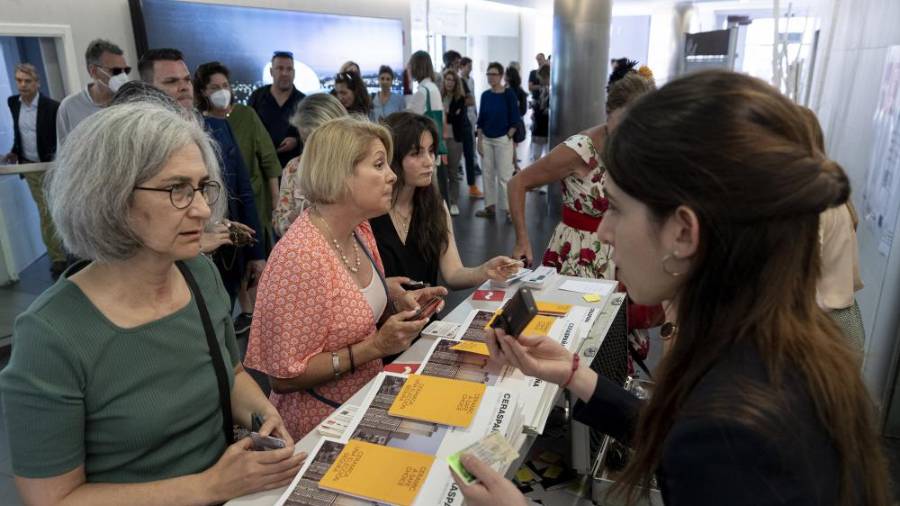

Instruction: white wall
[612,1,685,85]
[1,0,136,90]
[809,0,900,413]
[519,2,552,88]
[0,0,411,93]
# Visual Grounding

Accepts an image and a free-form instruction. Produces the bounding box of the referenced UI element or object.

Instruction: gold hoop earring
[661,252,684,277]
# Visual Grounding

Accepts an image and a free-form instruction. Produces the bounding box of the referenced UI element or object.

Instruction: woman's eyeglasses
[134,181,221,209]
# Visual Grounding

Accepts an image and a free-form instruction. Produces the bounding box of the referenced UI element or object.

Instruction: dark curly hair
[193,61,231,112]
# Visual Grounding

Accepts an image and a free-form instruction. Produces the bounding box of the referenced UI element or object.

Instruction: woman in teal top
[0,101,304,504]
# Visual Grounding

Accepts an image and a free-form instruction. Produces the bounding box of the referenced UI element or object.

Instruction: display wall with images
[133,0,405,102]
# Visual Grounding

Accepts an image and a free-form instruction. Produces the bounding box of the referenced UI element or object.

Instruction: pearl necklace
[316,212,361,273]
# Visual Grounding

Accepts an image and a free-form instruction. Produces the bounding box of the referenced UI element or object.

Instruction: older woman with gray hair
[0,102,304,504]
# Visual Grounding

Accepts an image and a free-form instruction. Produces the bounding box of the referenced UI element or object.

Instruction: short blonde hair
[299,116,393,205]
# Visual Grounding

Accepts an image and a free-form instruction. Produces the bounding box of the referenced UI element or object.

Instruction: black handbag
[509,89,527,143]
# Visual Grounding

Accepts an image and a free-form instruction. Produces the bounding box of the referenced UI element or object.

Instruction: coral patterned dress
[245,212,386,439]
[541,134,615,279]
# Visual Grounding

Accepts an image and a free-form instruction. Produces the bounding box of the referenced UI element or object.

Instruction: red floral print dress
[541,134,652,364]
[541,134,614,279]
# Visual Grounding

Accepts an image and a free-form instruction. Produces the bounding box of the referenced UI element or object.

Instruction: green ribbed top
[0,255,239,482]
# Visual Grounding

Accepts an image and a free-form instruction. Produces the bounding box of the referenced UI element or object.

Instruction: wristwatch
[331,351,342,378]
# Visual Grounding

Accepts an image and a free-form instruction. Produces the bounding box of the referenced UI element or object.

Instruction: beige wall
[0,0,411,93]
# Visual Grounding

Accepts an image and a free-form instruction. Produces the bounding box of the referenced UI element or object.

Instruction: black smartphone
[409,296,442,320]
[490,287,538,337]
[401,280,429,290]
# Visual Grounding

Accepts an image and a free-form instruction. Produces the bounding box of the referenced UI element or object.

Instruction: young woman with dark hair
[332,71,371,116]
[370,65,405,122]
[457,70,893,506]
[370,112,519,291]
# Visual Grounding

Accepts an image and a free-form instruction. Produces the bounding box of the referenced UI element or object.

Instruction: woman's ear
[665,205,700,259]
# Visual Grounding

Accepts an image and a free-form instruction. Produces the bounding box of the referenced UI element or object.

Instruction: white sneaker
[450,204,460,216]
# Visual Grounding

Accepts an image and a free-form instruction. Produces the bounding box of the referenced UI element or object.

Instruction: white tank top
[360,261,387,321]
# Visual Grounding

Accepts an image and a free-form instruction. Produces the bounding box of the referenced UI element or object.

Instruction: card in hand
[447,432,519,485]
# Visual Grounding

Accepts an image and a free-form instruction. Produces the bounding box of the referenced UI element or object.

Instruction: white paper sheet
[557,279,618,296]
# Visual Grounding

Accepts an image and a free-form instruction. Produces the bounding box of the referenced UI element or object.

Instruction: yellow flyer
[388,374,487,427]
[318,440,435,506]
[535,301,572,316]
[521,315,556,337]
[449,340,491,356]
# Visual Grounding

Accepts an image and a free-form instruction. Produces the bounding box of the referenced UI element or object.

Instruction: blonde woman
[247,117,446,439]
[272,93,347,236]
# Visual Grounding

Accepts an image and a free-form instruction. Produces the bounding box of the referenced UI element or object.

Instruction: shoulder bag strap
[176,261,234,445]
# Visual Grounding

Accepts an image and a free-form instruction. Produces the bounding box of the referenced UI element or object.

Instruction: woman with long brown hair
[332,71,371,116]
[370,112,519,291]
[456,70,892,506]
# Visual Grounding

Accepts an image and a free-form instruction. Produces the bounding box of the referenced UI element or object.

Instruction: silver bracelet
[331,351,341,378]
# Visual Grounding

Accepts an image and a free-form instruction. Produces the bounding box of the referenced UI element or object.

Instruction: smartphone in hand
[401,280,428,290]
[408,296,442,320]
[490,287,538,337]
[250,432,286,451]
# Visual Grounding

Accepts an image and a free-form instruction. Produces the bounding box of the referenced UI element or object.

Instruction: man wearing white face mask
[56,39,130,146]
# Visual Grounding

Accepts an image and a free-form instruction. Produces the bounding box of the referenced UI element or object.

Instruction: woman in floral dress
[508,70,659,362]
